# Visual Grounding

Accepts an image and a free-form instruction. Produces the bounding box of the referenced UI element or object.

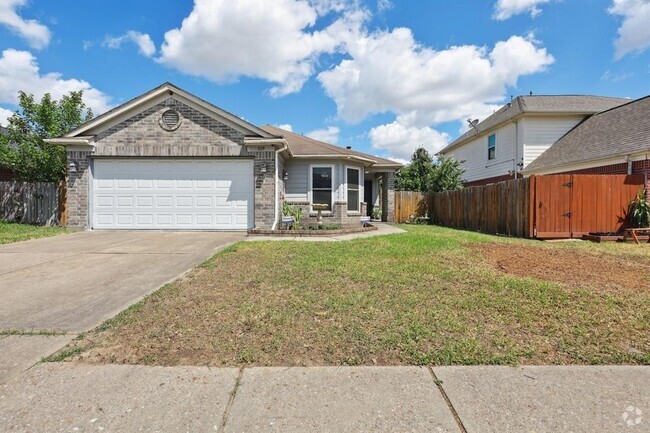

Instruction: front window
[347,167,360,211]
[311,166,332,211]
[488,134,496,160]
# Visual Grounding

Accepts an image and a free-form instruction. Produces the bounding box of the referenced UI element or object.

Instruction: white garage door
[91,159,254,230]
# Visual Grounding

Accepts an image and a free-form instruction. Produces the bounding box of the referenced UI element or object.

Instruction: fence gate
[533,174,572,238]
[533,174,644,239]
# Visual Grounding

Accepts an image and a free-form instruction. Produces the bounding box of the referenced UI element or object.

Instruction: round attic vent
[159,109,181,131]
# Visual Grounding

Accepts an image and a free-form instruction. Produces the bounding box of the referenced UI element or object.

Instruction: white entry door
[91,159,254,230]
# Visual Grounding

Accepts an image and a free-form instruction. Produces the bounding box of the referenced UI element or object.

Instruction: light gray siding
[284,159,365,206]
[522,115,585,166]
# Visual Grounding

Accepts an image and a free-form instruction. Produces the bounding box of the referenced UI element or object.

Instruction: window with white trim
[487,134,496,160]
[347,167,360,211]
[311,166,333,211]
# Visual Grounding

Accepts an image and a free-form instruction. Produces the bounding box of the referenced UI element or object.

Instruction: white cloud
[493,0,551,20]
[601,69,633,82]
[609,0,650,59]
[104,31,156,57]
[158,0,367,97]
[0,107,15,126]
[377,0,393,12]
[306,126,340,143]
[275,123,293,131]
[369,119,449,161]
[318,30,554,125]
[0,49,113,115]
[0,0,51,49]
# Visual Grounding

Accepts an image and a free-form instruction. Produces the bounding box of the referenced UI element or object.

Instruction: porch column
[381,171,396,222]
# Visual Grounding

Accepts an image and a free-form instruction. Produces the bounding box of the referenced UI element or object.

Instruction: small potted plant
[629,188,650,228]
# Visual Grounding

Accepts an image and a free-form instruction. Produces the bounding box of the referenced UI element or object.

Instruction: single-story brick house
[522,95,650,189]
[45,83,401,231]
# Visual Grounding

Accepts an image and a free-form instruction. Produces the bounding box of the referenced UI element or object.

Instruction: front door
[364,180,373,217]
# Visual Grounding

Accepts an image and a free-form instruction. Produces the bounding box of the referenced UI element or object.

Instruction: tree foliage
[0,91,93,182]
[396,147,465,192]
[395,147,434,192]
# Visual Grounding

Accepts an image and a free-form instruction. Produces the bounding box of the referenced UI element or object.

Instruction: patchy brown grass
[54,226,650,367]
[472,243,650,293]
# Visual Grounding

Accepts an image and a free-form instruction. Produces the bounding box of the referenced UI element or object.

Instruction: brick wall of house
[283,201,368,227]
[463,173,515,187]
[93,98,246,156]
[558,160,650,189]
[65,150,92,228]
[381,172,396,222]
[248,148,276,229]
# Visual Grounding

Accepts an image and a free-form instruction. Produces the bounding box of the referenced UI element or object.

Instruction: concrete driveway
[0,231,243,332]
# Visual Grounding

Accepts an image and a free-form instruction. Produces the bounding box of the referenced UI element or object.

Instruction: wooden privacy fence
[430,177,532,237]
[430,174,645,239]
[394,191,430,223]
[0,181,62,226]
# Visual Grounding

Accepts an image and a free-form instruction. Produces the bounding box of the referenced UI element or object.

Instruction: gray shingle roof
[261,125,402,168]
[523,95,650,173]
[439,95,630,154]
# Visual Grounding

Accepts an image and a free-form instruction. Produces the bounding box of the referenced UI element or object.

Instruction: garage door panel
[92,159,253,230]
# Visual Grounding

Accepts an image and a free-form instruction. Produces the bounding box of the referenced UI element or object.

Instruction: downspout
[271,142,288,230]
[514,120,519,179]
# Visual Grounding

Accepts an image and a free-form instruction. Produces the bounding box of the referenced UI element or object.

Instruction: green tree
[0,91,93,182]
[428,155,465,192]
[395,147,434,192]
[396,148,465,193]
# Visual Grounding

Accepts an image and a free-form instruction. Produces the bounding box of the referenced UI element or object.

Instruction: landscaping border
[248,225,377,237]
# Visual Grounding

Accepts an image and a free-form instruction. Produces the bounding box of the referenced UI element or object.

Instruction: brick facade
[248,148,277,229]
[557,160,650,189]
[93,98,246,156]
[283,201,368,227]
[463,173,516,187]
[381,172,395,222]
[65,150,92,228]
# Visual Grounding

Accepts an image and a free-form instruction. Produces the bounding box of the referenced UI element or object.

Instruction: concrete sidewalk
[1,364,647,432]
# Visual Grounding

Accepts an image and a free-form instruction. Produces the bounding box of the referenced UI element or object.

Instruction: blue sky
[1,0,648,162]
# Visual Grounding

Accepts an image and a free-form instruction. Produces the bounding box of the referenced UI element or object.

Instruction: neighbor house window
[311,166,333,211]
[347,167,360,212]
[488,134,496,160]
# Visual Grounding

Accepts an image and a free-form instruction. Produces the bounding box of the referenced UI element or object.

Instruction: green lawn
[0,221,68,244]
[58,225,649,367]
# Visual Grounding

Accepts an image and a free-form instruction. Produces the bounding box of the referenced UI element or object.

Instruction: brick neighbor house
[44,82,401,231]
[522,95,650,189]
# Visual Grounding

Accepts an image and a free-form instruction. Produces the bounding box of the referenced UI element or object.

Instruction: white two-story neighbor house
[438,95,628,186]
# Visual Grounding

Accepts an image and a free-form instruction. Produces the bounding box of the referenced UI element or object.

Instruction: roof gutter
[43,137,93,146]
[291,154,376,165]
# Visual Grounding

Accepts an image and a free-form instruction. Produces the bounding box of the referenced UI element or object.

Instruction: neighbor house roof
[439,95,630,154]
[523,95,650,173]
[261,125,402,169]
